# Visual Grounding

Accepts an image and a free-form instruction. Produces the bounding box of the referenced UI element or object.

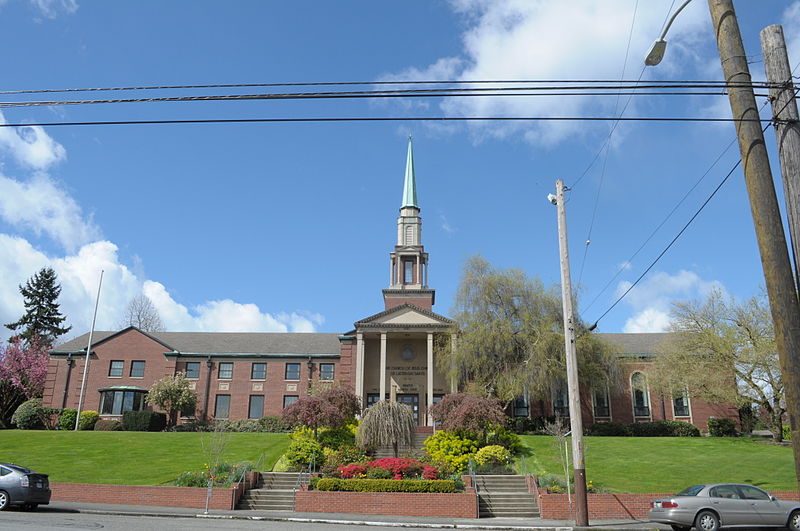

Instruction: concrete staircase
[236,472,299,511]
[371,432,430,459]
[473,475,539,518]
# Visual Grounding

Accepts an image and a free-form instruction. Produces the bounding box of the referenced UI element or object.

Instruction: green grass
[0,431,290,485]
[517,435,795,493]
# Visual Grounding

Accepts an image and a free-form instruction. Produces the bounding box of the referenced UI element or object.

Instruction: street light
[645,0,694,65]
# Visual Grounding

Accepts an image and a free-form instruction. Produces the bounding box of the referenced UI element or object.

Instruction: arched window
[631,372,650,417]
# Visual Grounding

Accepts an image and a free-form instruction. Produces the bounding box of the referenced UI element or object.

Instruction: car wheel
[670,525,691,531]
[788,509,800,531]
[695,510,719,531]
[0,490,8,511]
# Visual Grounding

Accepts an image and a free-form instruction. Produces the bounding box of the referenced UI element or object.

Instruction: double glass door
[396,394,419,424]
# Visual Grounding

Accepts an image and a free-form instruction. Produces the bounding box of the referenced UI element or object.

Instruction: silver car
[0,463,51,511]
[649,483,800,531]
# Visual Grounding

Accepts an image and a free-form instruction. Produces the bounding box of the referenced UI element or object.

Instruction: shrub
[366,458,424,479]
[318,425,356,449]
[78,410,99,431]
[285,437,325,470]
[538,473,569,493]
[429,393,506,436]
[337,464,367,479]
[485,427,523,454]
[627,421,670,437]
[122,410,167,432]
[171,419,213,432]
[174,470,208,488]
[319,445,367,476]
[474,445,511,467]
[12,398,57,429]
[94,419,123,431]
[663,420,700,437]
[59,409,78,430]
[423,431,479,473]
[783,425,792,441]
[510,417,536,434]
[217,419,262,432]
[708,417,738,437]
[259,415,289,432]
[314,478,456,493]
[589,422,630,436]
[366,467,392,479]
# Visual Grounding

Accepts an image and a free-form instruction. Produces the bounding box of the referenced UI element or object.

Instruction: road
[0,510,432,531]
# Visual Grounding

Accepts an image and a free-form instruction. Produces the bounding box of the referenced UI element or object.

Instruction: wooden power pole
[553,180,588,526]
[761,24,800,288]
[708,0,800,488]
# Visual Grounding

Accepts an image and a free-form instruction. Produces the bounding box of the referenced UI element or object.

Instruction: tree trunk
[392,440,398,458]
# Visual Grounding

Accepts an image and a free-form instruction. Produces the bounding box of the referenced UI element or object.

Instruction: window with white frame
[631,372,650,417]
[108,360,124,378]
[592,382,611,418]
[673,388,690,417]
[218,362,233,379]
[319,363,335,380]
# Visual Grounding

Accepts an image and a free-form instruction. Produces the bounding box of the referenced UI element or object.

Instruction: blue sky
[0,0,797,343]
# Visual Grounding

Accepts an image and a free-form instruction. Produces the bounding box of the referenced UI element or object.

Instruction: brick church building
[43,140,736,430]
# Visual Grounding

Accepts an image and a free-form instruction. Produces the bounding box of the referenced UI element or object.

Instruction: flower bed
[315,478,456,493]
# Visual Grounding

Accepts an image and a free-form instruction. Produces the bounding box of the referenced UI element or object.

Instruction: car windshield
[677,485,705,496]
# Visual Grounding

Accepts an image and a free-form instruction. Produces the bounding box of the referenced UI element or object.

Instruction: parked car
[649,483,800,531]
[0,463,51,511]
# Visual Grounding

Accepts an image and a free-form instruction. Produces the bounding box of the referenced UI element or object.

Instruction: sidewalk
[40,500,671,530]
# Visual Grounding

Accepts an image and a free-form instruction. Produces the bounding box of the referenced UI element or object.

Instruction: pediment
[354,303,453,329]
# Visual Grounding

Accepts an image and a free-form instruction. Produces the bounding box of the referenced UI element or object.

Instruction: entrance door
[396,394,420,424]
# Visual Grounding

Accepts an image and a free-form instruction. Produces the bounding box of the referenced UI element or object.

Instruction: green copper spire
[401,137,419,209]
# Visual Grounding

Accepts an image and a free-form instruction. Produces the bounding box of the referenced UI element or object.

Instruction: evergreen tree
[5,267,71,347]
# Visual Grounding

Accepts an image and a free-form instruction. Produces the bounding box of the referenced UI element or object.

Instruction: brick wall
[295,489,478,518]
[51,482,239,510]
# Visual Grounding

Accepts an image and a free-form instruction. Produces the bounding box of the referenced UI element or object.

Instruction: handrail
[468,456,479,496]
[293,453,315,510]
[232,452,265,489]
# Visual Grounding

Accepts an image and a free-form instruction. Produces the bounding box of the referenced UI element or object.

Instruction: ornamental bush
[783,425,792,441]
[474,445,511,467]
[12,398,58,429]
[122,410,167,432]
[58,409,78,430]
[258,415,289,432]
[94,419,123,431]
[708,417,738,437]
[663,420,700,437]
[422,430,479,473]
[484,427,523,454]
[337,464,367,479]
[285,436,325,470]
[314,478,456,493]
[589,421,630,436]
[78,410,99,431]
[319,445,368,476]
[366,457,424,479]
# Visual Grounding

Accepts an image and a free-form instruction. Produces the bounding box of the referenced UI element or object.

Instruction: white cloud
[783,2,800,69]
[386,0,710,146]
[0,112,66,170]
[616,269,725,332]
[0,171,101,252]
[30,0,78,19]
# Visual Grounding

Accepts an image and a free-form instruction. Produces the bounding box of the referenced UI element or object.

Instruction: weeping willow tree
[437,255,618,409]
[356,400,416,458]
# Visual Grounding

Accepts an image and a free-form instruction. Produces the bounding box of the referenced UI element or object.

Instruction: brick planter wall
[295,488,479,518]
[51,472,259,511]
[535,483,800,520]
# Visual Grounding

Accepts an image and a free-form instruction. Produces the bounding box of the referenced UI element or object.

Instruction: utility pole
[761,24,800,289]
[75,270,103,431]
[708,0,800,488]
[552,180,588,526]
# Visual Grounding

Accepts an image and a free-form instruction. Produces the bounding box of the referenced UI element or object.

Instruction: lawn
[517,435,796,494]
[0,431,290,485]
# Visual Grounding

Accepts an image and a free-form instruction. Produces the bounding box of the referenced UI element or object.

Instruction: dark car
[649,483,800,531]
[0,463,51,511]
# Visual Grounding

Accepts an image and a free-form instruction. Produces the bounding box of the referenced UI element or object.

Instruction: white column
[416,255,420,285]
[450,333,458,393]
[356,333,365,406]
[427,332,434,425]
[380,332,387,401]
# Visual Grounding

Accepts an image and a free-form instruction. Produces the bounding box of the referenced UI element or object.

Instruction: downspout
[61,355,74,409]
[203,357,213,421]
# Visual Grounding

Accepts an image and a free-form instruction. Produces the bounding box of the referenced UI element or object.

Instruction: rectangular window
[285,363,301,380]
[218,362,233,379]
[673,392,690,417]
[283,395,298,409]
[130,361,145,378]
[251,362,267,380]
[214,395,231,419]
[248,395,264,419]
[319,363,335,380]
[553,388,569,417]
[593,385,611,418]
[100,390,145,415]
[366,393,381,408]
[108,360,124,378]
[513,396,529,417]
[404,260,414,283]
[184,362,200,379]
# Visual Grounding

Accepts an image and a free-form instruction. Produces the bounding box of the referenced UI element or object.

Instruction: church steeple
[383,138,435,311]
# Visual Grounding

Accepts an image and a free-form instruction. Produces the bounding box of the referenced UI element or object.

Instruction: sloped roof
[596,332,672,356]
[354,303,454,328]
[52,328,342,356]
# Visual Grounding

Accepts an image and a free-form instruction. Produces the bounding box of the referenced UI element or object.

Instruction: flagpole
[74,270,104,431]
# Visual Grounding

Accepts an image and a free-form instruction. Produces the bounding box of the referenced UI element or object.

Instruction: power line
[0,116,772,128]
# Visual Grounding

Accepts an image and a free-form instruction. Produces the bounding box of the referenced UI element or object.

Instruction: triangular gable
[49,326,176,354]
[354,303,453,328]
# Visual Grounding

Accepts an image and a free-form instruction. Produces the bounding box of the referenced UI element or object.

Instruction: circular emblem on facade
[401,346,416,361]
